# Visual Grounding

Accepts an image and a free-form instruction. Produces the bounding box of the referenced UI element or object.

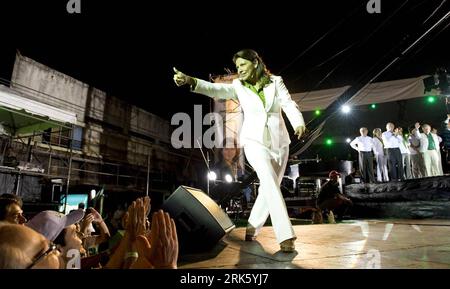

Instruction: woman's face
[63,224,83,253]
[222,147,237,162]
[235,57,257,82]
[4,203,27,224]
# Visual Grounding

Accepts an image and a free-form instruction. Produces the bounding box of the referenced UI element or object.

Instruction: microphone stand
[196,139,211,196]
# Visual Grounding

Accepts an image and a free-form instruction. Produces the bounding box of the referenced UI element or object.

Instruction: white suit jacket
[414,130,440,153]
[193,75,305,149]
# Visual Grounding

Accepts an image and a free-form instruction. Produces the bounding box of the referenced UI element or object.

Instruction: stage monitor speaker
[161,186,235,253]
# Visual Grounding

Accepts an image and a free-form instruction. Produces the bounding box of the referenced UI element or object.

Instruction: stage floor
[178,219,450,269]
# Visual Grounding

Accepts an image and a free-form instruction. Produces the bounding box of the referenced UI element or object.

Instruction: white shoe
[280,238,296,252]
[328,211,336,224]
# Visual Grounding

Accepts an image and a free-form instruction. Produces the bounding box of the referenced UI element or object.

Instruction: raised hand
[173,67,194,87]
[88,207,103,223]
[143,196,151,217]
[80,213,94,235]
[125,198,148,240]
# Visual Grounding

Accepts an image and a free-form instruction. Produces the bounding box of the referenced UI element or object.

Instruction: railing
[1,128,202,194]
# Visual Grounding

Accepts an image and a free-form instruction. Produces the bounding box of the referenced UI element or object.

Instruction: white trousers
[402,153,412,179]
[244,143,294,244]
[423,150,441,177]
[375,154,389,182]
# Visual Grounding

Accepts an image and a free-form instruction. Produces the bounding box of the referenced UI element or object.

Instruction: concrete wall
[7,52,203,193]
[130,107,171,143]
[11,52,88,123]
[10,52,172,156]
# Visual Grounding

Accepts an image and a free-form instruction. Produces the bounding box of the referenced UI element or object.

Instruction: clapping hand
[124,197,149,240]
[133,210,178,269]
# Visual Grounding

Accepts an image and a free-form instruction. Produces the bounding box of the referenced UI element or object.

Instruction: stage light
[208,171,217,181]
[315,109,321,116]
[90,189,96,200]
[426,96,436,104]
[341,105,351,114]
[346,138,351,143]
[225,174,233,183]
[325,138,333,146]
[370,103,377,109]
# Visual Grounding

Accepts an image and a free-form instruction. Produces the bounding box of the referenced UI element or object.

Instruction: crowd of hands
[105,196,178,269]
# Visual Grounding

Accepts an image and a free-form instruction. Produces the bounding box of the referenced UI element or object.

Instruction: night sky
[0,0,448,120]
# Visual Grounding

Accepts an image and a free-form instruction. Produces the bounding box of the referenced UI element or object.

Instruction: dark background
[0,0,448,120]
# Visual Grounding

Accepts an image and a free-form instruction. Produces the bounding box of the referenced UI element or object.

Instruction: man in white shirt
[414,122,441,176]
[431,128,443,175]
[350,127,375,183]
[408,127,426,178]
[382,122,404,181]
[372,128,389,182]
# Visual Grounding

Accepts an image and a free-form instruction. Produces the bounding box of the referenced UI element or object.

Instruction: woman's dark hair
[232,49,271,81]
[54,228,67,247]
[215,138,241,169]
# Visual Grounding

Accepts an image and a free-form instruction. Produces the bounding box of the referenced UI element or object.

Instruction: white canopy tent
[0,84,78,135]
[291,76,429,112]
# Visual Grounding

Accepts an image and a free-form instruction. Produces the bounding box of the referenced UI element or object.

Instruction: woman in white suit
[173,49,305,252]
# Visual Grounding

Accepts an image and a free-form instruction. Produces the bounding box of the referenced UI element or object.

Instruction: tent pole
[64,126,74,214]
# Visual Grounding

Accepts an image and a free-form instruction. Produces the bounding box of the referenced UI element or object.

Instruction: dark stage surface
[345,175,450,219]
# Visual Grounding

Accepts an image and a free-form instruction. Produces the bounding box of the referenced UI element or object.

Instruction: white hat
[26,210,85,241]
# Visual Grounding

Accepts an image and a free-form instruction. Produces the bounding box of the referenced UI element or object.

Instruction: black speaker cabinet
[161,186,235,253]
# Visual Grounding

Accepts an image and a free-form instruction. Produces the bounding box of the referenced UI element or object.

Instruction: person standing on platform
[442,115,450,173]
[408,126,426,178]
[414,122,441,176]
[398,127,412,179]
[349,127,375,183]
[173,49,305,253]
[431,128,444,175]
[372,128,389,182]
[382,122,404,181]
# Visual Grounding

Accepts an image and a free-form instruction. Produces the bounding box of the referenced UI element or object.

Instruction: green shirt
[427,133,436,150]
[243,81,266,107]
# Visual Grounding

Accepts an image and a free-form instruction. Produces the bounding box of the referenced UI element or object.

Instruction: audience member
[0,222,61,269]
[0,194,27,224]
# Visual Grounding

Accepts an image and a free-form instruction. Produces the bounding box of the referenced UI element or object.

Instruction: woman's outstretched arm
[173,67,237,100]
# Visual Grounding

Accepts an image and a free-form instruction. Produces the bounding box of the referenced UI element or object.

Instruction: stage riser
[352,202,450,219]
[345,176,450,219]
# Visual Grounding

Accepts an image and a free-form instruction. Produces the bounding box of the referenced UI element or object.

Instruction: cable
[289,1,450,158]
[290,41,358,85]
[423,0,447,25]
[277,2,366,75]
[294,0,410,105]
[342,1,450,106]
